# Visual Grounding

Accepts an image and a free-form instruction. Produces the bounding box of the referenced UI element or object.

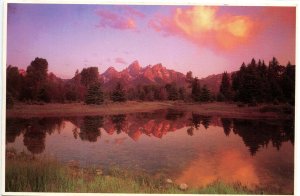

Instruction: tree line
[7,56,295,107]
[218,57,295,105]
[5,57,191,106]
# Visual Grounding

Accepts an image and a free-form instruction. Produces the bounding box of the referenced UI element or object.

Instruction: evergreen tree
[232,59,260,103]
[282,62,295,104]
[257,60,268,102]
[191,77,201,102]
[230,57,294,104]
[85,82,104,104]
[111,82,126,102]
[267,57,284,101]
[165,83,179,101]
[73,69,85,101]
[200,85,210,102]
[219,72,232,101]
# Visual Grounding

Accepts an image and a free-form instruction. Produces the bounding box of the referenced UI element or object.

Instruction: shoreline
[6,101,293,119]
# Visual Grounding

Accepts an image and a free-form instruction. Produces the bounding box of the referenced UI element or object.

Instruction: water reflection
[6,118,26,143]
[165,109,185,121]
[221,118,231,136]
[6,110,294,194]
[6,118,64,155]
[6,111,294,157]
[111,114,127,134]
[186,114,212,136]
[220,118,294,155]
[79,116,103,142]
[175,149,260,189]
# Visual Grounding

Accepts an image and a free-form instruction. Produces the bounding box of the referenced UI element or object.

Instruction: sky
[6,3,296,79]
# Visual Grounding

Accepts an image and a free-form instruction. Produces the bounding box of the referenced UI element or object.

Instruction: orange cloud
[149,6,259,51]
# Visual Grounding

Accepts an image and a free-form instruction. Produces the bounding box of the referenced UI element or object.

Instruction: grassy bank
[6,101,293,119]
[6,101,172,118]
[173,102,294,119]
[6,151,252,194]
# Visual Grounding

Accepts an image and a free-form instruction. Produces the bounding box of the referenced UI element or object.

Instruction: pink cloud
[148,14,176,36]
[95,6,145,30]
[96,9,136,30]
[123,6,145,18]
[149,6,261,52]
[115,57,127,64]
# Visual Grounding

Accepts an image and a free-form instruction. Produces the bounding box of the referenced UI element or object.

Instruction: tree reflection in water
[6,111,294,157]
[165,109,185,121]
[79,116,103,142]
[221,118,232,136]
[111,114,127,134]
[221,118,294,156]
[201,116,211,129]
[187,114,212,136]
[6,117,63,155]
[190,113,201,130]
[6,118,27,143]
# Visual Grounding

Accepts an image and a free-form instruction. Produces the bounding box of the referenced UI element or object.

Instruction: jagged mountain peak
[100,61,186,90]
[106,66,117,72]
[128,60,141,69]
[103,66,118,75]
[127,60,141,76]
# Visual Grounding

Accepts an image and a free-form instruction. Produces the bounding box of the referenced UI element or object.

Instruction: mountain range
[100,60,186,90]
[99,60,224,93]
[19,60,225,93]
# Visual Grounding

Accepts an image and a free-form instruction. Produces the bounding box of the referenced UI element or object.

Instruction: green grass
[6,152,253,194]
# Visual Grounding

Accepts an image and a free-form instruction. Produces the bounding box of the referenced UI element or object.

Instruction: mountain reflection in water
[6,109,294,156]
[6,109,294,194]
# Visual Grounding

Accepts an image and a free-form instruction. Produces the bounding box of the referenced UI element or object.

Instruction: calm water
[6,109,294,194]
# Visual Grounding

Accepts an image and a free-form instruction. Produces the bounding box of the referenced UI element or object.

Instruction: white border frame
[1,0,299,195]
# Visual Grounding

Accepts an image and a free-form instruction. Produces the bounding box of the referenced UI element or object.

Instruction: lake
[6,109,294,194]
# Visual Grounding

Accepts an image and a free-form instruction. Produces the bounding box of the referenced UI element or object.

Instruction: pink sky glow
[7,4,296,79]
